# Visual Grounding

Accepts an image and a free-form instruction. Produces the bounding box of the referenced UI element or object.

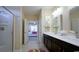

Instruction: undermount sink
[56,33,77,40]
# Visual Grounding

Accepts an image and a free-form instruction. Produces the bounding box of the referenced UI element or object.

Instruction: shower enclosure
[0,7,13,52]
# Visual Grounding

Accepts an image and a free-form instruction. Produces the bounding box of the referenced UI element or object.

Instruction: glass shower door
[0,7,13,52]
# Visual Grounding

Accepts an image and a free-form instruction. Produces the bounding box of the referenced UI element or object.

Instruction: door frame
[24,19,29,45]
[24,20,39,44]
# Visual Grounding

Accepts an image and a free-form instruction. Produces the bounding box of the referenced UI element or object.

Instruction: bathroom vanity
[43,32,79,52]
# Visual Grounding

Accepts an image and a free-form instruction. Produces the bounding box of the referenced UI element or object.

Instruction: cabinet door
[51,42,62,52]
[46,39,52,51]
[63,42,79,52]
[44,37,48,48]
[53,44,62,52]
[51,38,63,52]
[44,34,63,52]
[43,34,48,50]
[43,34,52,51]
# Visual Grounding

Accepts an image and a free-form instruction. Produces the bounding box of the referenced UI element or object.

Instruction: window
[30,25,37,32]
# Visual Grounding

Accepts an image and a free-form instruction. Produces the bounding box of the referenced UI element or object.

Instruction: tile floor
[14,36,48,52]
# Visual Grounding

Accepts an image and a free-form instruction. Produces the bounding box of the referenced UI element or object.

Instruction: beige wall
[13,7,23,50]
[62,7,71,31]
[4,7,23,50]
[13,16,21,50]
[70,8,79,30]
[62,6,75,31]
[24,16,38,21]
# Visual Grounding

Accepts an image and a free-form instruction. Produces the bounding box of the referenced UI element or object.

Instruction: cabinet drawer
[63,42,79,52]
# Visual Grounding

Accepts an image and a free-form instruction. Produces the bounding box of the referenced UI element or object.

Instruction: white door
[0,7,13,52]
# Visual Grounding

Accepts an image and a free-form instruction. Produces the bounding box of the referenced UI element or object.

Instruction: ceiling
[23,6,55,16]
[5,6,21,16]
[23,6,43,16]
[4,6,58,17]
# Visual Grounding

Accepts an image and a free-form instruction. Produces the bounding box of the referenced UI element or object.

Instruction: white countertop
[44,32,79,47]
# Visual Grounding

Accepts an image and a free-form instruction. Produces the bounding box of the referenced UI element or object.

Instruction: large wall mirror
[70,6,79,38]
[52,7,63,33]
[52,15,63,33]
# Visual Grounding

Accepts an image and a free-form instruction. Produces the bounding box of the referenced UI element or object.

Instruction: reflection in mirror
[52,15,63,33]
[52,7,63,34]
[70,6,79,38]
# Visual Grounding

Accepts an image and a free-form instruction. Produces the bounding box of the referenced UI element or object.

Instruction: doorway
[24,20,39,43]
[28,21,38,41]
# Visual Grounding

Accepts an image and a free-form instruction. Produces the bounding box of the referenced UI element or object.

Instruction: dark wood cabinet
[44,34,52,51]
[43,34,79,52]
